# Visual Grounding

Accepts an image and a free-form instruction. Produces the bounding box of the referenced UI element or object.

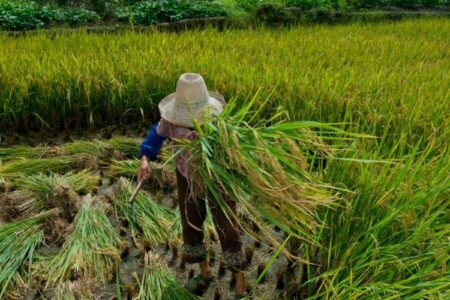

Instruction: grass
[135,252,199,300]
[44,196,124,286]
[113,178,176,245]
[0,211,54,298]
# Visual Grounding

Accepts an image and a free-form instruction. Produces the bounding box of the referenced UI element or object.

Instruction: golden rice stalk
[0,210,55,298]
[113,178,175,245]
[134,252,199,300]
[181,96,364,250]
[44,196,124,286]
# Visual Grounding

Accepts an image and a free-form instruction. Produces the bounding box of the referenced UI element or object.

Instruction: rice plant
[134,252,199,300]
[45,196,124,285]
[179,96,365,248]
[0,210,54,298]
[109,159,175,189]
[113,178,176,245]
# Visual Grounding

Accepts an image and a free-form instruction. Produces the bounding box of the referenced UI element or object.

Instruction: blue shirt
[139,124,166,161]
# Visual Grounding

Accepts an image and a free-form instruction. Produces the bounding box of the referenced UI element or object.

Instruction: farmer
[137,73,247,298]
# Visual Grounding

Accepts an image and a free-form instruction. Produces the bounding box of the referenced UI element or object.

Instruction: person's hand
[137,156,151,182]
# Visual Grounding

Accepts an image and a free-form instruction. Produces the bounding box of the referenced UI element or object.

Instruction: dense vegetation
[0,18,448,298]
[1,0,449,30]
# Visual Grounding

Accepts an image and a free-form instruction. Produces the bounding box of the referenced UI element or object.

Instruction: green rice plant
[134,252,199,300]
[108,136,141,158]
[296,143,450,299]
[0,210,54,298]
[180,96,365,248]
[0,19,448,156]
[45,196,124,286]
[109,159,176,189]
[113,178,176,245]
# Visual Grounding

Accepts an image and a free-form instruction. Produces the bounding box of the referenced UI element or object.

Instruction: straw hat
[158,73,226,128]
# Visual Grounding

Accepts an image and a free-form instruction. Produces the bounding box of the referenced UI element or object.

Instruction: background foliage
[1,0,448,30]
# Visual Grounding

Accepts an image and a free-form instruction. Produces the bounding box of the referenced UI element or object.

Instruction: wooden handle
[129,179,144,204]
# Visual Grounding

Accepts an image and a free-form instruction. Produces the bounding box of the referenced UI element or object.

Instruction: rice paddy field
[0,18,449,299]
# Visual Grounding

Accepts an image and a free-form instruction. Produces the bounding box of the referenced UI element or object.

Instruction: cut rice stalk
[180,97,365,250]
[113,178,175,245]
[108,136,141,158]
[0,210,55,298]
[59,140,111,156]
[16,170,99,196]
[0,145,48,162]
[12,171,99,218]
[45,196,124,286]
[109,159,175,190]
[0,157,77,178]
[134,252,199,300]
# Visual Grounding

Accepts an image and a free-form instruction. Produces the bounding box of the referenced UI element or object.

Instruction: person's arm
[138,123,166,181]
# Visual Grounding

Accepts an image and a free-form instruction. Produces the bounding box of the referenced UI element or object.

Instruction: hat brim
[158,91,226,128]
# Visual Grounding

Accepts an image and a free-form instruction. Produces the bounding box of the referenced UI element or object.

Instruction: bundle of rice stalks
[109,159,176,190]
[134,252,199,300]
[45,196,124,286]
[0,157,77,179]
[17,171,100,197]
[60,140,111,156]
[181,97,366,249]
[0,210,54,298]
[108,136,141,158]
[113,178,175,245]
[0,145,48,162]
[11,171,100,227]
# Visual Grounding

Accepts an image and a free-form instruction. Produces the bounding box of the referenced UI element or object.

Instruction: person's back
[137,73,247,298]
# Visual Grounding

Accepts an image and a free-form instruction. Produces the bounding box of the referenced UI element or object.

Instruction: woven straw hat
[158,73,226,128]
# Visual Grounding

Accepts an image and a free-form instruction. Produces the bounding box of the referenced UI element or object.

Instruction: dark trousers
[176,169,245,271]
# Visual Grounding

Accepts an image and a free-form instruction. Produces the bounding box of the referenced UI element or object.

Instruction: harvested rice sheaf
[108,136,141,158]
[182,97,365,249]
[113,178,175,245]
[0,210,54,298]
[135,252,199,300]
[45,196,124,286]
[3,172,99,234]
